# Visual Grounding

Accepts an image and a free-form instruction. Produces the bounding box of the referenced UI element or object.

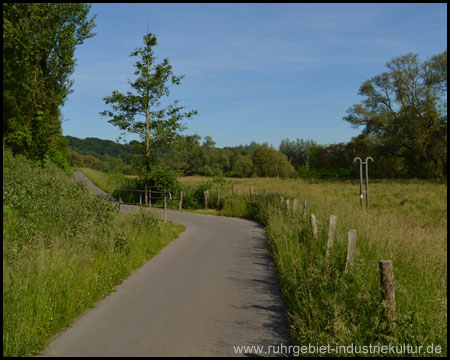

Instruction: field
[73,170,447,356]
[180,176,447,356]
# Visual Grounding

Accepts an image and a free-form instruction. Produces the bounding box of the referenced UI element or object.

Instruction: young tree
[343,51,447,178]
[253,143,295,178]
[3,3,96,164]
[100,32,197,170]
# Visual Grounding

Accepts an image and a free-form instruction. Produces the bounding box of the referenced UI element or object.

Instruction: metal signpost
[354,157,373,211]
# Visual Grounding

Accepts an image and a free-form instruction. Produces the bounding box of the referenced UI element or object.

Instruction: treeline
[67,131,446,179]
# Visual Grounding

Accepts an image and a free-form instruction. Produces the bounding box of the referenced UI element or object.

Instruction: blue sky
[62,3,447,148]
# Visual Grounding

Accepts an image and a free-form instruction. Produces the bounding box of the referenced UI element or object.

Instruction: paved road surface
[41,172,290,356]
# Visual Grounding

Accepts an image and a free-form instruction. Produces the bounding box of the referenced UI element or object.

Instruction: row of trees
[67,130,439,180]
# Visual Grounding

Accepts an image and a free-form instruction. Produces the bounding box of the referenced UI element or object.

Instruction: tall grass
[3,151,185,357]
[74,167,135,194]
[60,170,447,355]
[184,176,447,356]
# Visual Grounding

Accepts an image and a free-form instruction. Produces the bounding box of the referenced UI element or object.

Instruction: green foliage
[231,154,254,177]
[3,3,96,163]
[343,51,447,178]
[177,177,232,209]
[279,138,317,169]
[215,180,446,355]
[100,31,197,165]
[253,143,295,177]
[3,149,116,244]
[139,164,182,191]
[296,166,353,180]
[65,135,141,167]
[3,149,184,357]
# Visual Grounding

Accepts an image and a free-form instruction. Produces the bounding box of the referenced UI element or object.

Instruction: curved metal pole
[354,157,363,210]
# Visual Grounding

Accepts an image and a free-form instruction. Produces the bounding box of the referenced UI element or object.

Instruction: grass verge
[3,152,185,357]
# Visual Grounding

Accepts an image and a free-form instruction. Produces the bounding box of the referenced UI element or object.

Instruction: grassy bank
[74,167,135,194]
[3,152,185,357]
[215,179,447,357]
[70,170,447,356]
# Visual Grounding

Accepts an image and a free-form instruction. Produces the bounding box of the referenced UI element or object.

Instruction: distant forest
[65,133,445,179]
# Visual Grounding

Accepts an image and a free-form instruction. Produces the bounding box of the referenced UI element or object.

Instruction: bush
[139,164,182,191]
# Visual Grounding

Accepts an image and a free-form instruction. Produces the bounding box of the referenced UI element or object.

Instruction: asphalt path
[41,172,290,357]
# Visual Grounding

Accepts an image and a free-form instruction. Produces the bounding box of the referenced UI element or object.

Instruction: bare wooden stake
[250,186,254,196]
[204,190,208,209]
[293,199,298,214]
[179,190,183,210]
[303,200,307,220]
[326,215,337,258]
[310,213,318,238]
[345,230,356,273]
[286,199,290,212]
[379,260,397,322]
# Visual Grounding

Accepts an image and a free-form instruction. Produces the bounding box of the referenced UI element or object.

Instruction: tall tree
[100,32,197,169]
[343,51,447,178]
[3,3,96,163]
[279,138,317,169]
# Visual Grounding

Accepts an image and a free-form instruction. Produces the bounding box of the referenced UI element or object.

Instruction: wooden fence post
[293,199,298,214]
[310,213,318,238]
[204,190,208,209]
[179,190,183,210]
[326,215,337,258]
[286,199,290,212]
[280,196,284,208]
[303,200,307,220]
[379,260,397,322]
[345,230,356,273]
[250,186,254,196]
